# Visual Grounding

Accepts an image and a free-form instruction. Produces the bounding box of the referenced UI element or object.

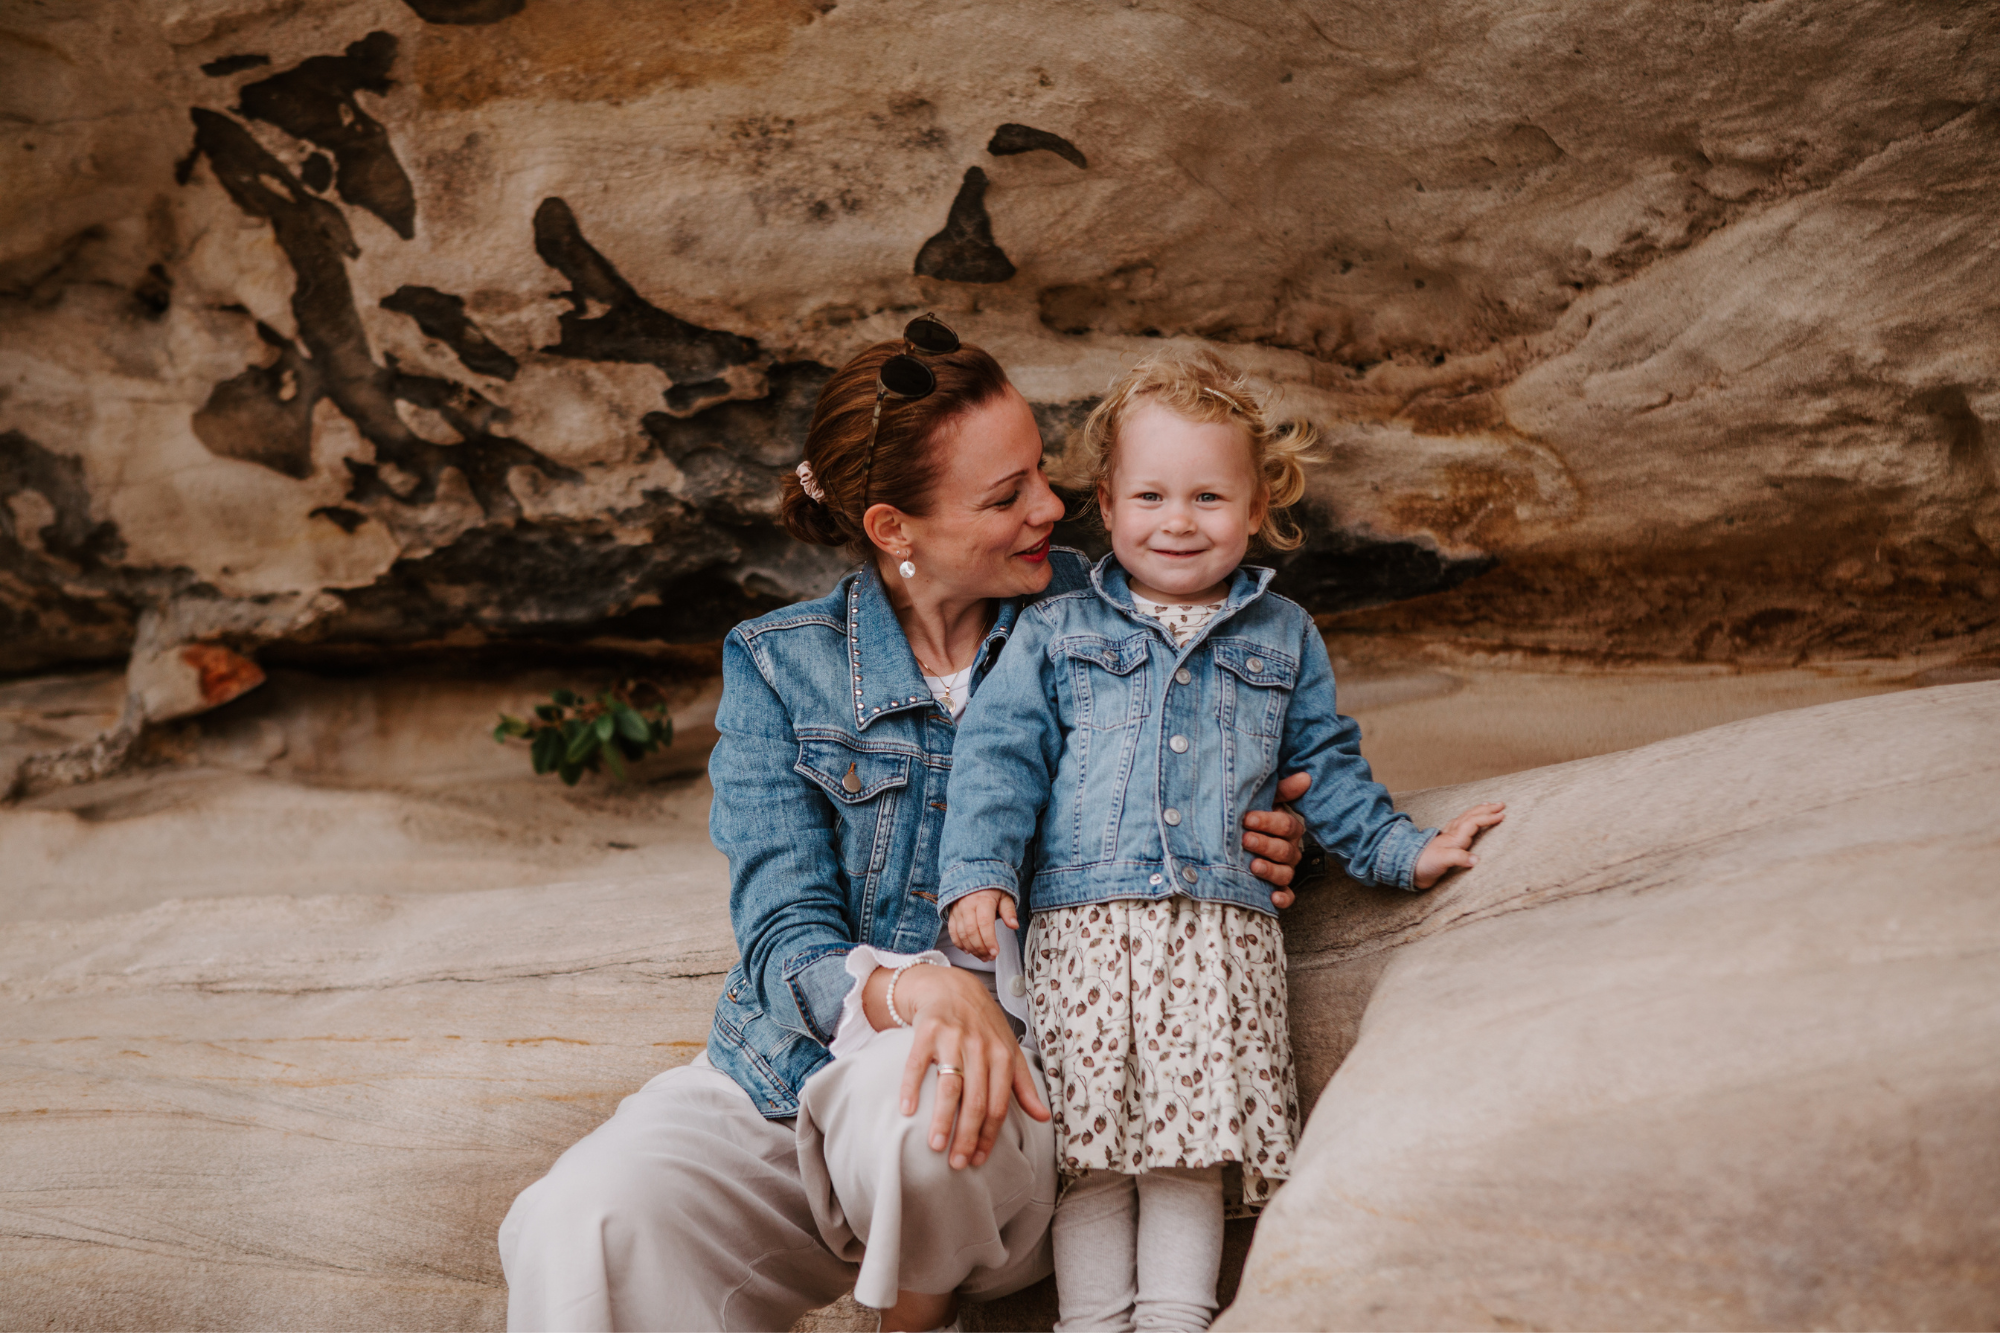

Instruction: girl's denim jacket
[937,554,1435,920]
[703,549,1100,1119]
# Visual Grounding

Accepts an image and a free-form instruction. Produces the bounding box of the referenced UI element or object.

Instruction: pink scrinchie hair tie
[795,460,826,504]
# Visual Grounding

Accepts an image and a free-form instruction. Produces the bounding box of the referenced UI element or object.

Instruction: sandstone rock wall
[3,0,1997,697]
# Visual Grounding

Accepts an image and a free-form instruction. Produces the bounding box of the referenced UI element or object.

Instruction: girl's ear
[1249,482,1270,536]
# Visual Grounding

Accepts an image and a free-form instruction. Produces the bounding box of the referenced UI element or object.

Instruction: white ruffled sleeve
[827,944,949,1059]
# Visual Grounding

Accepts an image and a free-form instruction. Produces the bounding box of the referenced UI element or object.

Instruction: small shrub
[494,683,674,785]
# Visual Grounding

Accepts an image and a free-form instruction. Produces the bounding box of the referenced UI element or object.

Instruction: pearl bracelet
[886,958,941,1028]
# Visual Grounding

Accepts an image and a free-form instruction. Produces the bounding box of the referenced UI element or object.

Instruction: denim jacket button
[1148,873,1163,887]
[1174,667,1192,685]
[1247,656,1265,673]
[1169,734,1190,753]
[1181,866,1199,884]
[1163,807,1181,826]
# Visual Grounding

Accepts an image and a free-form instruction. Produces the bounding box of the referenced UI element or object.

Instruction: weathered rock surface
[3,0,1997,700]
[3,683,1993,1330]
[1229,679,2000,1331]
[0,876,735,1332]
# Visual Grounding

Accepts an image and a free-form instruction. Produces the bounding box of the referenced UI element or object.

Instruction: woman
[499,322,1311,1332]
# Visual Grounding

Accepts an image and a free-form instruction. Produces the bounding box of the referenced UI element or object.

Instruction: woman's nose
[1027,472,1064,527]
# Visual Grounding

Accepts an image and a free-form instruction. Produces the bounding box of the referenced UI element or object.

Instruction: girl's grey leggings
[1051,1165,1224,1331]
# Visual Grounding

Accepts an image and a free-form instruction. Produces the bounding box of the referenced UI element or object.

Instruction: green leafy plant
[493,683,674,785]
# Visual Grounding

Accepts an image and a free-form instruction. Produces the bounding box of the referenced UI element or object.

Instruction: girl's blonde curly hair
[1053,346,1321,551]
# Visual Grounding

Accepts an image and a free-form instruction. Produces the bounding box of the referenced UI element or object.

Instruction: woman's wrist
[863,960,948,1031]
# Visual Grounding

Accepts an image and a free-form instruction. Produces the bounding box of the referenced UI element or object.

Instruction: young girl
[937,348,1504,1330]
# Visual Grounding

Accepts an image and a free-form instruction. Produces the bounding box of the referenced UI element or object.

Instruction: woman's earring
[898,552,917,579]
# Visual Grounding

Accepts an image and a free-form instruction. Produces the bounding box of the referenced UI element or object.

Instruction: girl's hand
[863,963,1051,1170]
[947,889,1018,962]
[1412,802,1507,888]
[1244,771,1313,907]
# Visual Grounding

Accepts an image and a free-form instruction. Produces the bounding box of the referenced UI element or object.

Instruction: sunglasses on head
[860,313,960,506]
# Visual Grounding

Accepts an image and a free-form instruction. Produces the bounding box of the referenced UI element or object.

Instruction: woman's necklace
[914,655,963,711]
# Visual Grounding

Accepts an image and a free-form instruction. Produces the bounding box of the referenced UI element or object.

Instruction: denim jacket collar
[846,560,1024,731]
[1086,552,1278,645]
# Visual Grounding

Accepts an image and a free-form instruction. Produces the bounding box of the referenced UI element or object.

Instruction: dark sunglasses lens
[903,316,959,355]
[880,354,937,398]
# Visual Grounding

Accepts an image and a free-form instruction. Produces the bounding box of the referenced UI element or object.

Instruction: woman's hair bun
[780,335,1011,558]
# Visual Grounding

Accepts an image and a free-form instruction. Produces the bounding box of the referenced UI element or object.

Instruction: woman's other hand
[1412,802,1507,888]
[1243,770,1312,907]
[862,963,1050,1170]
[946,889,1017,962]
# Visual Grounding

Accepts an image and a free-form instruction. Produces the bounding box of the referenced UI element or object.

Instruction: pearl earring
[898,553,917,579]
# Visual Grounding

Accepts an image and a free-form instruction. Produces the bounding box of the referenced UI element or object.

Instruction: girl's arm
[707,629,862,1045]
[1280,625,1439,890]
[936,612,1064,914]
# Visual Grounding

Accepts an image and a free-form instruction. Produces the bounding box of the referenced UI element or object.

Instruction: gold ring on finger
[935,1063,964,1079]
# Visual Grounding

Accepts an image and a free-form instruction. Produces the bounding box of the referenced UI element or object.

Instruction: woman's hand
[1412,802,1507,888]
[1243,771,1313,908]
[863,963,1050,1170]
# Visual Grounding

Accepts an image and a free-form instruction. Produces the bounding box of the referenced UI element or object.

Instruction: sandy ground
[5,648,1987,926]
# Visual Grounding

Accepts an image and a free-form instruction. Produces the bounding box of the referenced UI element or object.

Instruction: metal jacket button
[1169,734,1190,753]
[1149,873,1163,886]
[1181,866,1199,884]
[841,763,861,793]
[1247,656,1264,672]
[1175,667,1192,685]
[1163,807,1181,826]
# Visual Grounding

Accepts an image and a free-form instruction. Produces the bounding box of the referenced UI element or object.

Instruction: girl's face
[884,388,1066,602]
[1100,401,1266,605]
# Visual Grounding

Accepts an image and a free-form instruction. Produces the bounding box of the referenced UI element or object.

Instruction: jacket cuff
[782,946,857,1045]
[1371,818,1440,891]
[938,860,1021,914]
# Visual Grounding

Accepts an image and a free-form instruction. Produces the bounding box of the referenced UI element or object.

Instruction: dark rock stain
[915,167,1016,284]
[643,360,833,520]
[534,197,761,388]
[400,0,529,23]
[187,107,573,513]
[237,31,417,240]
[134,263,173,318]
[1269,516,1495,616]
[309,506,367,533]
[201,53,270,77]
[988,123,1087,169]
[192,320,324,479]
[0,431,148,674]
[381,285,519,381]
[300,152,334,193]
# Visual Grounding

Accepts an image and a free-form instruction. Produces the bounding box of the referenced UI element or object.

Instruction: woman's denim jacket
[703,550,1101,1118]
[937,554,1435,919]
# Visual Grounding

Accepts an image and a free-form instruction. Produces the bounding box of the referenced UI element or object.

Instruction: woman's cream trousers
[499,1030,1057,1331]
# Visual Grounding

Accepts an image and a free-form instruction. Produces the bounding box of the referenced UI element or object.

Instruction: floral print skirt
[1025,894,1300,1213]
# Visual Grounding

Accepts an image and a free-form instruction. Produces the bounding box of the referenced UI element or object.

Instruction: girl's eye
[1136,491,1162,503]
[1198,492,1223,503]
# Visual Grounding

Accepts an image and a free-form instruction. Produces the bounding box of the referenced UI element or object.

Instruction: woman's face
[884,388,1065,602]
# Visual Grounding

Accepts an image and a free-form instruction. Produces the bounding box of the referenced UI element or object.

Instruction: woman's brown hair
[781,339,1012,559]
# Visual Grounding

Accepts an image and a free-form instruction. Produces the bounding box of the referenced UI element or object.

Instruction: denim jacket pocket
[795,736,913,875]
[1056,633,1152,731]
[1213,639,1298,738]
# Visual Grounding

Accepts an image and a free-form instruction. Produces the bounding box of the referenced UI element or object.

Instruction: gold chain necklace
[914,656,963,712]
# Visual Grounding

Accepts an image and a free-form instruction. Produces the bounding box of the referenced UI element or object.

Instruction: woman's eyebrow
[980,468,1029,494]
